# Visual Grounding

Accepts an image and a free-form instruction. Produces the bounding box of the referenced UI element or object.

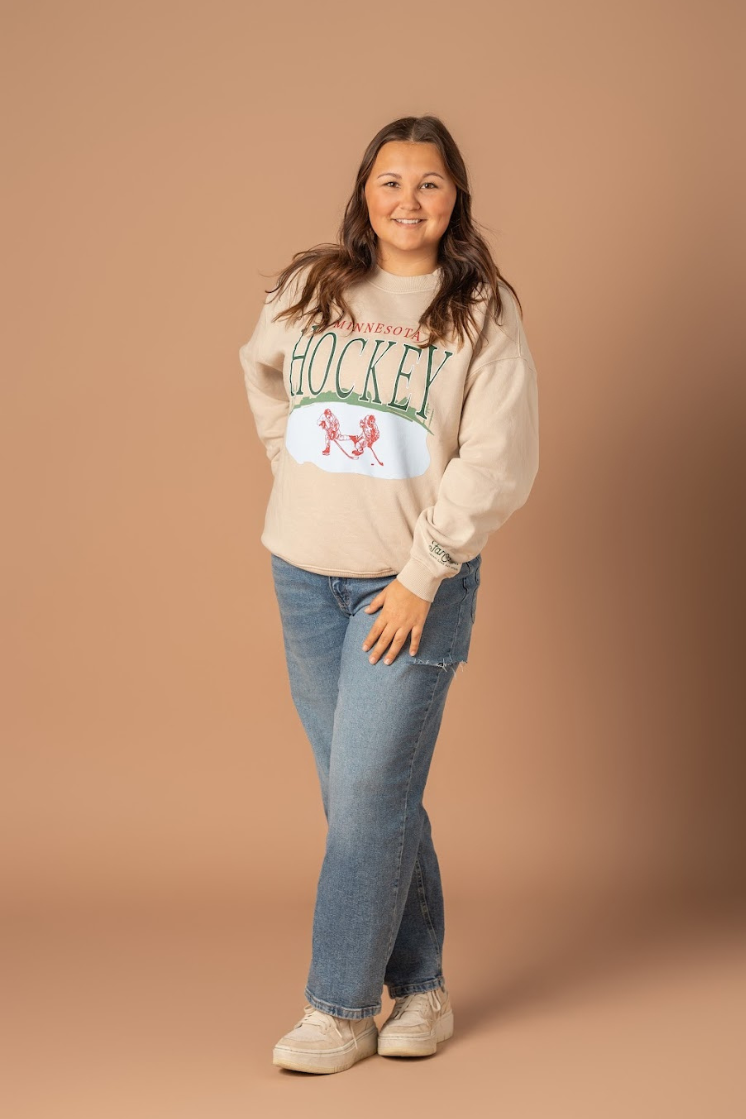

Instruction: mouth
[392,218,424,225]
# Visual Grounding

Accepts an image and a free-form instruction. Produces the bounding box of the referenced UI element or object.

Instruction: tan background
[2,1,744,1115]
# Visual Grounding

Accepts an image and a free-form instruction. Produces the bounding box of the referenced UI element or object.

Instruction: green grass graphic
[288,392,434,434]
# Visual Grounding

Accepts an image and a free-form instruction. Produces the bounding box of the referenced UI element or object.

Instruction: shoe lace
[390,987,443,1020]
[294,1003,360,1049]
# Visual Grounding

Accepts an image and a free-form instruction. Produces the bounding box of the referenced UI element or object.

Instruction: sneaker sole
[377,1009,454,1057]
[273,1026,379,1074]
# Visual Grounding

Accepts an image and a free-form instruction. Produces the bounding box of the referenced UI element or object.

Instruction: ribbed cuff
[396,557,448,603]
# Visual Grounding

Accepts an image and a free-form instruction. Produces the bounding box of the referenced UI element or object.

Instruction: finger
[368,625,402,664]
[364,592,384,614]
[409,626,424,656]
[362,621,384,651]
[380,631,410,665]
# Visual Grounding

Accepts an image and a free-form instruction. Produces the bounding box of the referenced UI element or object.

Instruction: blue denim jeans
[269,550,481,1019]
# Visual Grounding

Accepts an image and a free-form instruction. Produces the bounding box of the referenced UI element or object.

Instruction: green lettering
[387,343,422,412]
[307,331,337,396]
[289,328,315,397]
[416,346,454,419]
[335,337,367,399]
[358,339,396,405]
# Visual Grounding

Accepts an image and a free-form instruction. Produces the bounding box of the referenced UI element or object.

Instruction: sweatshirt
[238,262,539,603]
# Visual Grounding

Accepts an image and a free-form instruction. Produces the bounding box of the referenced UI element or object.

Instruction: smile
[393,218,424,225]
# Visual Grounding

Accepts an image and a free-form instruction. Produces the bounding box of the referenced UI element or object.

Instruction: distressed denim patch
[407,556,481,671]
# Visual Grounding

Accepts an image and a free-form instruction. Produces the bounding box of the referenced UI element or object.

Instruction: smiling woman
[238,114,540,1075]
[365,145,458,274]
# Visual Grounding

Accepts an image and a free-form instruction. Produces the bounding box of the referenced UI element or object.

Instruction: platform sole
[273,1026,379,1074]
[377,1010,454,1057]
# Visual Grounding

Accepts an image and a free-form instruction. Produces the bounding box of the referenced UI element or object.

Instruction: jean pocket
[470,562,480,624]
[457,555,481,626]
[407,562,478,669]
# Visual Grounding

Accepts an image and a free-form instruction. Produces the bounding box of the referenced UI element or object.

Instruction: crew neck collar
[368,263,442,293]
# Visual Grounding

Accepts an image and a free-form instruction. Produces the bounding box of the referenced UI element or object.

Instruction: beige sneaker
[272,1003,379,1074]
[377,986,454,1056]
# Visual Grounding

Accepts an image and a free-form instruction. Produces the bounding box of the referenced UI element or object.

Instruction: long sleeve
[238,297,288,478]
[396,345,540,603]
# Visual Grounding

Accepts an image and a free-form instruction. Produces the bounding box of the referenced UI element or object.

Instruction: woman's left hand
[362,578,431,664]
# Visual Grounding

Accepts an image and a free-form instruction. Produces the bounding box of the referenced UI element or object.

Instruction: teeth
[395,219,422,224]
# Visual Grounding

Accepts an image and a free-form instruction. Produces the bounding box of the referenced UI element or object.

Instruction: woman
[239,114,540,1074]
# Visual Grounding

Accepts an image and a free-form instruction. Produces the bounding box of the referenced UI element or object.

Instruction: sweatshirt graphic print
[286,317,451,480]
[239,263,540,602]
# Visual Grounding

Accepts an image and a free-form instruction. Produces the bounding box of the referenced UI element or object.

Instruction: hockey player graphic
[317,408,384,466]
[318,408,341,455]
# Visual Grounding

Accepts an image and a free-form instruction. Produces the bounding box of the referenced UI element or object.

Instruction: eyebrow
[375,171,446,179]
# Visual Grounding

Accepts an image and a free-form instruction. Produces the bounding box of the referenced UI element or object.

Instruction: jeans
[269,550,481,1019]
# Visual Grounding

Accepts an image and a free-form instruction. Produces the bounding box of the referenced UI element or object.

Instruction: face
[364,141,458,273]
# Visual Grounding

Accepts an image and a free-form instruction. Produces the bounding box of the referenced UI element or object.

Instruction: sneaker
[272,1003,379,1074]
[377,986,454,1057]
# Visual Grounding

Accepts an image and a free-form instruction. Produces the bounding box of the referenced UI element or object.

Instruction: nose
[397,186,422,211]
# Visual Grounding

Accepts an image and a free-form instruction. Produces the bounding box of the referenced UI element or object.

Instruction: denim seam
[327,577,352,615]
[446,581,470,668]
[414,853,443,971]
[388,976,446,998]
[408,582,470,669]
[304,985,381,1019]
[383,669,445,966]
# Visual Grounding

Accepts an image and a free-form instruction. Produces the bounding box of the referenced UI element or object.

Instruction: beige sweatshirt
[239,262,539,602]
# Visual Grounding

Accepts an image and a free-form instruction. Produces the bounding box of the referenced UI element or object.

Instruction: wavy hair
[262,115,523,350]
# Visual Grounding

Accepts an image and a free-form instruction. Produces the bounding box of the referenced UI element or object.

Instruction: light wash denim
[269,550,481,1019]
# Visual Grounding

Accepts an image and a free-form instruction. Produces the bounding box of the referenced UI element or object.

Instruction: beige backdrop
[2,1,744,1116]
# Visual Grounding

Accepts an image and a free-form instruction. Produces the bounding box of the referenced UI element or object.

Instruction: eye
[381,180,439,189]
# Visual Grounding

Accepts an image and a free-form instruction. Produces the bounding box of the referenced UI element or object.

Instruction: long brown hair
[263,115,522,350]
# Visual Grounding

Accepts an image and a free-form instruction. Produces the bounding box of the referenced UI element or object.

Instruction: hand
[362,578,431,665]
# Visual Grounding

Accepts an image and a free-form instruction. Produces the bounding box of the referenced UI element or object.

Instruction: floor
[2,886,744,1119]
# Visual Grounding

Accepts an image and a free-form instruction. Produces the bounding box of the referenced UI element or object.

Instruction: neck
[369,262,441,293]
[374,249,440,277]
